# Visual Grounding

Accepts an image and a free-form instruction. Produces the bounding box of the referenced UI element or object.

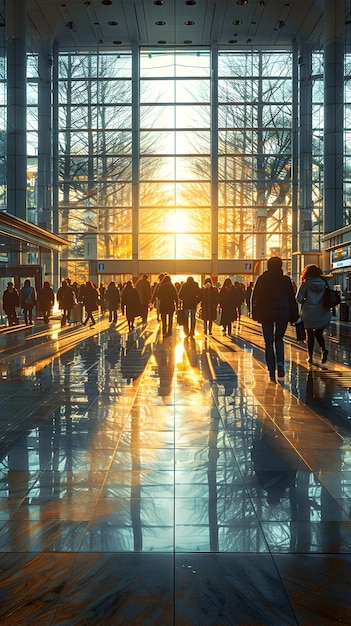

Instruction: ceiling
[24,0,351,51]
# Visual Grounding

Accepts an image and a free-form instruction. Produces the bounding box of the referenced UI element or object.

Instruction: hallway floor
[0,312,350,625]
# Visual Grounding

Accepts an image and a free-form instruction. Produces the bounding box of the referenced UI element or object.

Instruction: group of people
[150,274,250,339]
[251,258,332,381]
[2,279,52,326]
[2,263,334,381]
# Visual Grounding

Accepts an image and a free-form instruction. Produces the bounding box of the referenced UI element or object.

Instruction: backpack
[322,279,341,310]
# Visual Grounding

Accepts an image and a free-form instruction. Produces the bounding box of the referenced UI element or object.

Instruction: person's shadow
[251,420,297,505]
[153,341,174,398]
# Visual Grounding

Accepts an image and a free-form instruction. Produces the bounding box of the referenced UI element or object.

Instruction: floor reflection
[0,316,350,623]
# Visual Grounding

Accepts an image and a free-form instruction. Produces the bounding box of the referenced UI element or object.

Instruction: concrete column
[323,0,344,234]
[6,0,27,233]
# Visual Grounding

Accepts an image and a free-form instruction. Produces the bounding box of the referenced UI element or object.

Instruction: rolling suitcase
[71,303,84,323]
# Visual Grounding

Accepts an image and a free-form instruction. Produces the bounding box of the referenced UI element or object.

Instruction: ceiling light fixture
[153,0,164,5]
[184,21,194,26]
[237,0,248,5]
[108,21,118,26]
[113,40,122,44]
[156,21,165,25]
[184,40,192,44]
[185,0,197,5]
[232,20,242,25]
[101,0,112,5]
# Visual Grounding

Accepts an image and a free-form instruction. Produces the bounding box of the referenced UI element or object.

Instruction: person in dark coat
[296,264,331,365]
[151,273,165,322]
[57,279,75,327]
[218,277,237,335]
[246,281,254,316]
[157,274,178,338]
[121,281,141,331]
[135,274,152,324]
[19,279,37,326]
[200,278,218,335]
[251,256,298,381]
[38,281,55,324]
[3,282,19,326]
[82,280,100,326]
[178,276,201,337]
[105,281,121,323]
[234,281,246,320]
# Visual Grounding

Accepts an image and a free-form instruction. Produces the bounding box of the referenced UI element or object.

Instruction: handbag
[295,317,306,342]
[322,279,341,310]
[176,308,186,326]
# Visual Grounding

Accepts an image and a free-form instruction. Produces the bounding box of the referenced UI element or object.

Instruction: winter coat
[218,286,238,325]
[82,284,100,313]
[251,269,298,324]
[20,285,36,310]
[3,288,19,313]
[38,285,55,310]
[179,279,201,309]
[121,284,141,320]
[158,281,178,315]
[296,276,331,330]
[200,286,219,321]
[135,277,152,305]
[57,284,75,310]
[105,284,121,310]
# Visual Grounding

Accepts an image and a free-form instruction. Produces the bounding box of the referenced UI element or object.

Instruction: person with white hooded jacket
[296,264,331,364]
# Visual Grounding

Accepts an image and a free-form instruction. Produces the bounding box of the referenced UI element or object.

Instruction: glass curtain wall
[218,51,293,264]
[52,46,350,280]
[311,52,324,249]
[139,50,211,261]
[58,52,133,283]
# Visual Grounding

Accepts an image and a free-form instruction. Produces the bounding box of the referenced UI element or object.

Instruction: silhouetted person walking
[251,257,298,381]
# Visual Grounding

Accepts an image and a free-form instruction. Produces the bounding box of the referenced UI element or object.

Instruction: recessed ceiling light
[185,0,197,5]
[158,40,167,44]
[184,40,192,44]
[101,0,112,5]
[184,21,194,26]
[155,21,165,25]
[108,21,118,26]
[113,40,122,45]
[153,0,164,4]
[229,40,238,44]
[237,0,248,5]
[232,20,242,25]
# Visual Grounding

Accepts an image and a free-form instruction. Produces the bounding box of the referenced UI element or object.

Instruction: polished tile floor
[0,310,351,625]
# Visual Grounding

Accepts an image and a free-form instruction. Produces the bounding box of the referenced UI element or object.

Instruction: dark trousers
[306,328,326,359]
[262,321,288,375]
[161,312,174,336]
